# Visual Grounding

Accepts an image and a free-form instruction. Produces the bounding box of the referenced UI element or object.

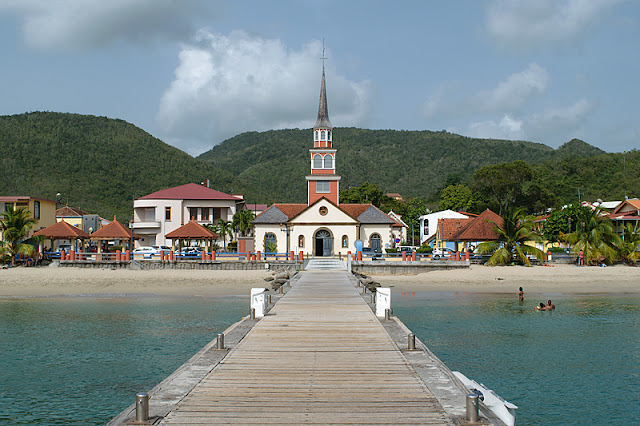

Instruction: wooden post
[246,251,251,261]
[402,251,407,261]
[202,251,206,261]
[60,250,65,261]
[70,250,75,261]
[125,250,131,261]
[411,252,416,261]
[169,250,175,261]
[212,251,216,261]
[256,251,261,261]
[116,250,121,262]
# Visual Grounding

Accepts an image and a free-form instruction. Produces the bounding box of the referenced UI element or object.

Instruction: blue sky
[0,0,637,155]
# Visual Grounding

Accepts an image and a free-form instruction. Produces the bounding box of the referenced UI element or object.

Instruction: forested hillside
[197,128,606,203]
[0,112,239,220]
[1,112,633,221]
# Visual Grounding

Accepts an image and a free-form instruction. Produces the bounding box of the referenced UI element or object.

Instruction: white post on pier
[375,287,391,318]
[251,288,267,318]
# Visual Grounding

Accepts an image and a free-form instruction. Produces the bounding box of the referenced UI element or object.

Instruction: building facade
[132,183,245,247]
[0,196,57,240]
[253,66,404,256]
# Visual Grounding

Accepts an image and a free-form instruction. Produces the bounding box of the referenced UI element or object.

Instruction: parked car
[398,246,417,254]
[151,245,171,253]
[55,244,72,253]
[133,246,160,258]
[362,247,383,259]
[179,247,203,256]
[432,247,455,260]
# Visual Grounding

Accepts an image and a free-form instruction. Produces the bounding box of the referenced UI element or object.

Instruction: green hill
[0,112,238,220]
[197,128,607,203]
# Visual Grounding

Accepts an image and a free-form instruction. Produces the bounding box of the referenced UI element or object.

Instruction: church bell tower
[307,64,341,206]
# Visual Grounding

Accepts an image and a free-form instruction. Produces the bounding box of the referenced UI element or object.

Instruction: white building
[419,209,469,245]
[252,65,404,256]
[132,183,245,247]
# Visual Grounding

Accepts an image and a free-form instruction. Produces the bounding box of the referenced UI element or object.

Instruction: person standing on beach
[578,250,585,266]
[518,287,524,302]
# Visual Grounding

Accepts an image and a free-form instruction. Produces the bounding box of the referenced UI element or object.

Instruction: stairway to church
[304,258,347,270]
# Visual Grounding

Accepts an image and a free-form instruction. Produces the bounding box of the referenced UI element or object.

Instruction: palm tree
[477,208,544,266]
[617,223,640,265]
[0,207,39,266]
[565,207,619,265]
[232,209,255,237]
[216,219,233,251]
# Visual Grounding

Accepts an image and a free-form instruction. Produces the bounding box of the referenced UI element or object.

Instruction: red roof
[90,219,140,240]
[56,206,87,217]
[138,183,242,201]
[33,220,90,239]
[613,199,640,214]
[274,204,309,219]
[438,209,502,241]
[166,221,218,239]
[339,204,372,220]
[0,195,56,203]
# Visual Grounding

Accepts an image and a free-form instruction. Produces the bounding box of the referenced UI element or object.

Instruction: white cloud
[486,0,620,49]
[157,31,375,154]
[468,114,525,140]
[0,0,213,50]
[423,63,549,118]
[528,99,592,136]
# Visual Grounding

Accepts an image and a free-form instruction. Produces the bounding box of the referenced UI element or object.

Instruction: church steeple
[314,67,332,129]
[307,59,340,206]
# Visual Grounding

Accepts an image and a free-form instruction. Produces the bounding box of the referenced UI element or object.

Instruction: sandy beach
[0,267,272,297]
[1,263,638,297]
[373,264,640,294]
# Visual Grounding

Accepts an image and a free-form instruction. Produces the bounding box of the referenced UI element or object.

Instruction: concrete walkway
[159,269,453,425]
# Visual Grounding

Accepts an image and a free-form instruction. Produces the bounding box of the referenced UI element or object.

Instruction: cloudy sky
[0,0,637,155]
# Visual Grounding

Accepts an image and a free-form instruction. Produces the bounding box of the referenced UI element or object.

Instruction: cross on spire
[321,39,327,69]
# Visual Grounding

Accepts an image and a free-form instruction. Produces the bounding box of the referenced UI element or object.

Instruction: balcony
[132,221,161,229]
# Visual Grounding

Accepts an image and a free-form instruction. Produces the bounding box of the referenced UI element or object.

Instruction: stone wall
[351,260,469,275]
[57,260,303,271]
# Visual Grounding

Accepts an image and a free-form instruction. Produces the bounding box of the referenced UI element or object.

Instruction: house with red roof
[433,209,503,252]
[132,183,245,247]
[252,67,405,256]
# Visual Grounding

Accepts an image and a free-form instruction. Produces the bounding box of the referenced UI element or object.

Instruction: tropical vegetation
[232,209,255,237]
[476,208,544,266]
[564,208,619,265]
[0,207,40,265]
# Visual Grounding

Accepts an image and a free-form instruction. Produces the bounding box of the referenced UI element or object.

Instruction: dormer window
[323,155,333,168]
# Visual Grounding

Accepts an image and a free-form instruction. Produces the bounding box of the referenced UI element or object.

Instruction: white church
[253,66,404,256]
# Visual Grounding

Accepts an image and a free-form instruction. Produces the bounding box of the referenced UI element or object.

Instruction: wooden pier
[111,260,503,425]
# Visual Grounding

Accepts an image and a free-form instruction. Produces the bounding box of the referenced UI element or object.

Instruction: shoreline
[0,263,638,298]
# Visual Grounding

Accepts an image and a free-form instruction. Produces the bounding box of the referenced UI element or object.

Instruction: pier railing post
[384,308,391,321]
[466,393,479,422]
[136,392,149,422]
[250,308,255,319]
[216,333,225,350]
[408,333,415,350]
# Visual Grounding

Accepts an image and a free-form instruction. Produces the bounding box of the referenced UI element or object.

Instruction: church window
[323,155,333,168]
[342,235,348,248]
[316,181,330,193]
[328,130,331,141]
[315,130,318,141]
[264,233,277,253]
[321,130,326,140]
[298,235,304,247]
[313,154,322,168]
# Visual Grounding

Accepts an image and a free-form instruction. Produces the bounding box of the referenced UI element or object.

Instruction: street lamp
[279,223,293,260]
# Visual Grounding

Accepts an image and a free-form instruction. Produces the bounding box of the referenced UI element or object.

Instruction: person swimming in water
[535,302,545,310]
[546,300,555,310]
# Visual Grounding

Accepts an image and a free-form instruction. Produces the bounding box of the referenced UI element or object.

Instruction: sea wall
[56,260,303,271]
[351,260,470,275]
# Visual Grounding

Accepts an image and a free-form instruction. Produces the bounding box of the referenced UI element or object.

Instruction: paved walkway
[159,269,453,425]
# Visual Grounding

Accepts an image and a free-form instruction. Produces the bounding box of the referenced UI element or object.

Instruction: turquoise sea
[1,291,638,425]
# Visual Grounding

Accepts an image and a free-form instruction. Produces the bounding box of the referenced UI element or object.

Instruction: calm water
[0,297,246,425]
[394,292,640,425]
[1,293,638,425]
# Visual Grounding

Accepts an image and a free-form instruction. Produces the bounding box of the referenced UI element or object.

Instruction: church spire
[314,67,332,129]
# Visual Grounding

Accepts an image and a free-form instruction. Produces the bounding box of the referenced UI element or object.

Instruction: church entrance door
[314,230,332,257]
[371,234,382,252]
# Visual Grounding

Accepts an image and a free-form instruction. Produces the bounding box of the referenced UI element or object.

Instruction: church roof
[137,183,242,201]
[253,200,395,225]
[313,68,333,129]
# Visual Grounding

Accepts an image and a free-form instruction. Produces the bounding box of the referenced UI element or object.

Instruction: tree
[565,208,619,265]
[216,219,234,251]
[339,182,393,208]
[0,207,39,265]
[476,208,544,266]
[439,184,479,213]
[542,205,592,243]
[232,209,255,237]
[617,223,640,265]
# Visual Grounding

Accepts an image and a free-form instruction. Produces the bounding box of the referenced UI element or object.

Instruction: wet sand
[373,264,640,294]
[0,267,271,297]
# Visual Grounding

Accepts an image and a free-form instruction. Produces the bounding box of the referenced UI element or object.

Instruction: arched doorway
[314,229,332,257]
[370,233,382,252]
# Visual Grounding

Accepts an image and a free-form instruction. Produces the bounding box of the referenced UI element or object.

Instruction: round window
[319,206,328,216]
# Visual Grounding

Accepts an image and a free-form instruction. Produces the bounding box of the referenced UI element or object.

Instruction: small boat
[453,371,518,426]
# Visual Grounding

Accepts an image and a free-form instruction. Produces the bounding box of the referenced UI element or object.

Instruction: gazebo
[33,220,90,256]
[165,220,218,252]
[89,218,140,253]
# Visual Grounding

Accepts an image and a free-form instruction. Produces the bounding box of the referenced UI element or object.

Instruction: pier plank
[159,269,454,425]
